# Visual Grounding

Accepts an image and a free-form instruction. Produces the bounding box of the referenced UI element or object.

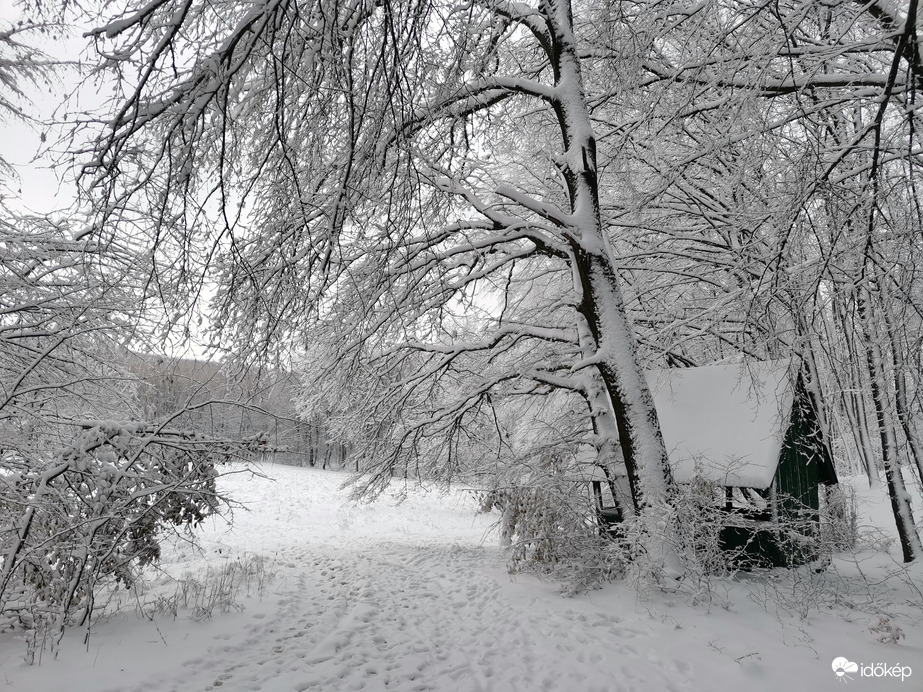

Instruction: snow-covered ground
[1,463,922,691]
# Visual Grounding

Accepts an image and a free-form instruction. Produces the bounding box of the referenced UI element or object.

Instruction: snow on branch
[433,176,569,257]
[473,0,552,49]
[402,322,575,356]
[495,184,572,228]
[640,59,909,96]
[84,0,174,39]
[399,75,557,142]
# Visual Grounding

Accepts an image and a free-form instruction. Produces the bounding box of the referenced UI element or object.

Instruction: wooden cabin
[587,360,839,567]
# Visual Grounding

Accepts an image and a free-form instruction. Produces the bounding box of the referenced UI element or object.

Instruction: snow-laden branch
[474,0,552,49]
[640,59,909,96]
[433,176,569,257]
[398,72,557,138]
[85,0,173,39]
[521,367,589,393]
[495,185,572,227]
[402,322,575,356]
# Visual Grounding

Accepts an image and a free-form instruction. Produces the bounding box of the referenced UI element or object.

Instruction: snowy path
[139,543,673,692]
[2,464,921,691]
[130,541,690,692]
[113,462,690,692]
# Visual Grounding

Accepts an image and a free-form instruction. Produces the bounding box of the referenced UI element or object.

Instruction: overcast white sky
[0,2,98,214]
[0,3,218,359]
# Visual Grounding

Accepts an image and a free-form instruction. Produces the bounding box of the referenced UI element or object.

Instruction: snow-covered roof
[573,459,609,483]
[645,360,795,489]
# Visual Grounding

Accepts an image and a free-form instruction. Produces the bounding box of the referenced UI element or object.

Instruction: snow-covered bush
[480,482,623,593]
[820,484,858,551]
[0,422,261,658]
[480,469,739,599]
[612,478,739,603]
[475,445,627,593]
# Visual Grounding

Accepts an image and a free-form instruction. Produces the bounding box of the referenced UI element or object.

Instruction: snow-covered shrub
[613,477,844,604]
[820,484,858,551]
[480,456,738,597]
[476,450,626,593]
[480,460,860,604]
[486,483,622,592]
[613,478,737,604]
[0,422,261,658]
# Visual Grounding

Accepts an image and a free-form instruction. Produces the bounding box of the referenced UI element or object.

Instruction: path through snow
[159,541,685,692]
[124,465,687,692]
[1,463,920,691]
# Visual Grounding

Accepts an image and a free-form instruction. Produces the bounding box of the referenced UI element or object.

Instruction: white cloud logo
[832,657,859,682]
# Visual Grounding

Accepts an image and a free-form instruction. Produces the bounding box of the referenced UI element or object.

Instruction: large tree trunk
[542,0,681,580]
[574,250,674,513]
[543,0,674,517]
[576,314,634,517]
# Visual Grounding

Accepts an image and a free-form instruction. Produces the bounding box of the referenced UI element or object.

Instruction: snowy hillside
[1,463,921,691]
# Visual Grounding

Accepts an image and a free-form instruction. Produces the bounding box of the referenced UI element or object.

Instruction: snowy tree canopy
[63,0,923,560]
[1,1,922,658]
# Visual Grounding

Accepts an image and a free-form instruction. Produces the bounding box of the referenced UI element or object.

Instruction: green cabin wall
[775,376,838,524]
[720,376,838,568]
[776,398,821,524]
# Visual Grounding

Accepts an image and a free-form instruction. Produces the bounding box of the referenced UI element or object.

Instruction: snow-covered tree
[77,0,678,547]
[0,208,274,649]
[594,0,923,560]
[0,15,270,647]
[0,0,905,576]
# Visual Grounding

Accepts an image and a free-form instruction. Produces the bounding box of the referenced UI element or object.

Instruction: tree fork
[542,0,674,514]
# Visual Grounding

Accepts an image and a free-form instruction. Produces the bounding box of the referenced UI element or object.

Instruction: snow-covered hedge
[0,422,261,659]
